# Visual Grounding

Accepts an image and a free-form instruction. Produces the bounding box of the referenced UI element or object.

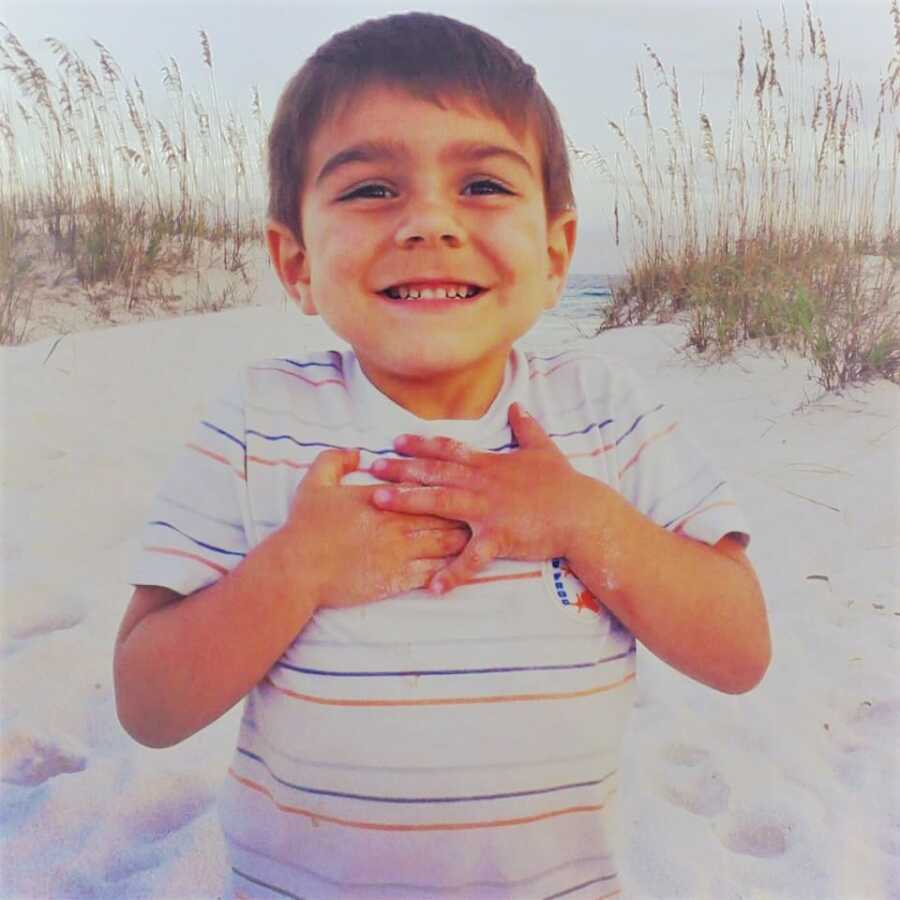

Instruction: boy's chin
[370,348,513,377]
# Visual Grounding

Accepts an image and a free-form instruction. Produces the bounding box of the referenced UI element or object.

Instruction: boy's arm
[370,403,770,695]
[564,478,770,694]
[115,529,320,749]
[116,448,468,748]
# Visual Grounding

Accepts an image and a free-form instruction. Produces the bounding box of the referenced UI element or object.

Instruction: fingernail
[394,434,410,447]
[373,488,392,503]
[430,577,445,595]
[372,459,387,473]
[518,405,531,417]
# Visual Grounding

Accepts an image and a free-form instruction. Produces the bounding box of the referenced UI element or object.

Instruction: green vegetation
[0,201,31,344]
[0,26,266,343]
[585,0,900,390]
[2,6,898,394]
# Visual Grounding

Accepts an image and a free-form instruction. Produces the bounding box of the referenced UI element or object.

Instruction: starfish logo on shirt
[542,557,608,622]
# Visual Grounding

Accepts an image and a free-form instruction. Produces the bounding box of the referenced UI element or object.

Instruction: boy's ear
[266,220,316,315]
[544,210,577,310]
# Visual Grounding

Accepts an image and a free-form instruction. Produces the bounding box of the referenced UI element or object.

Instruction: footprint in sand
[2,580,86,641]
[850,697,900,735]
[0,730,87,786]
[102,843,164,883]
[112,771,214,844]
[657,743,731,817]
[719,808,792,858]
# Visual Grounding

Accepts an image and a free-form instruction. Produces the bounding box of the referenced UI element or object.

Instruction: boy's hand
[369,402,593,594]
[279,448,470,609]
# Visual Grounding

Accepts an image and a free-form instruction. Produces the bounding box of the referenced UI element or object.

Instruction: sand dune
[2,297,898,897]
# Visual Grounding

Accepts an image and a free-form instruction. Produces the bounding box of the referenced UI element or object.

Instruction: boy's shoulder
[236,349,349,397]
[245,348,347,380]
[200,350,350,423]
[522,344,650,407]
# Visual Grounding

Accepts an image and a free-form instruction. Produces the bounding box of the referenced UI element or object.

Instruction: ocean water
[527,272,612,352]
[557,273,612,320]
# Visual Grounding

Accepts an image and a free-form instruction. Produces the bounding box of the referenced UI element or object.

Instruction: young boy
[115,13,770,899]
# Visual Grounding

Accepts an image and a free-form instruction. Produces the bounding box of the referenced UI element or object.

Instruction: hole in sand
[661,743,709,767]
[721,811,791,858]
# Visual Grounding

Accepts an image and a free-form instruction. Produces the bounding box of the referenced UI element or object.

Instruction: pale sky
[3,0,893,272]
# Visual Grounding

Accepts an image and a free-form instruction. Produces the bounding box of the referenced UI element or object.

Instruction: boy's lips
[379,280,486,302]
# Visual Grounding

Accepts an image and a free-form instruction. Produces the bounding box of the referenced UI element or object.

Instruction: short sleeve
[127,372,251,595]
[610,363,751,549]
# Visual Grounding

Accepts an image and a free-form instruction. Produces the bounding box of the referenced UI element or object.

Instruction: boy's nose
[394,201,464,249]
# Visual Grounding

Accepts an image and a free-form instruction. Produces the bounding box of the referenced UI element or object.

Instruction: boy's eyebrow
[315,140,404,186]
[446,141,534,175]
[314,139,534,185]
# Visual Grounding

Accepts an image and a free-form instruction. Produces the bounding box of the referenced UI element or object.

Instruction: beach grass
[2,7,899,393]
[0,25,266,341]
[582,0,900,390]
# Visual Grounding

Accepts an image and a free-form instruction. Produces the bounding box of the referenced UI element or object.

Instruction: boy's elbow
[113,650,184,749]
[115,693,186,749]
[721,569,772,695]
[117,716,175,749]
[115,702,170,748]
[720,632,772,695]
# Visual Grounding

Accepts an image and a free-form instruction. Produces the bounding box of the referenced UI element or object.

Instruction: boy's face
[268,84,576,411]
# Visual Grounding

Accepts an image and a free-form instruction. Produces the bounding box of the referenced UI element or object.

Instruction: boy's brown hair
[267,12,574,242]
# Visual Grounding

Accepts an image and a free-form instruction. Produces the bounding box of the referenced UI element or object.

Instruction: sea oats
[92,39,120,87]
[200,30,212,69]
[162,58,183,97]
[577,2,897,387]
[700,113,716,164]
[805,1,816,56]
[157,121,178,171]
[1,24,268,326]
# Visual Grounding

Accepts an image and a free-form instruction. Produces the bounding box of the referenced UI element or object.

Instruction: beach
[1,263,899,898]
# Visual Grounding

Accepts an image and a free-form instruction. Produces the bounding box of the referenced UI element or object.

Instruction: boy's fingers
[372,457,475,487]
[372,485,481,520]
[508,402,554,449]
[429,535,498,594]
[395,434,475,464]
[412,527,470,559]
[401,514,469,532]
[309,447,359,484]
[405,558,459,593]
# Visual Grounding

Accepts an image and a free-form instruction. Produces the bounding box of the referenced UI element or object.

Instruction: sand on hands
[1,267,899,897]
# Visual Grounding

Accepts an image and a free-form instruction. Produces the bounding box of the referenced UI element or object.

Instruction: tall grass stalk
[0,26,267,341]
[591,1,900,390]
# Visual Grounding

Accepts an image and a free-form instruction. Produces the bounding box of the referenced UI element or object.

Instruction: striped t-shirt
[130,344,750,899]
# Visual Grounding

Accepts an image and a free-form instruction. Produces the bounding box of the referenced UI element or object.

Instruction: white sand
[2,277,899,897]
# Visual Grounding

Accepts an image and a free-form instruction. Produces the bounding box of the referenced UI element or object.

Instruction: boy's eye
[338,183,395,201]
[463,179,513,196]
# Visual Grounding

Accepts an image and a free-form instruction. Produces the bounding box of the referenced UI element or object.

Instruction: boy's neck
[355,352,510,421]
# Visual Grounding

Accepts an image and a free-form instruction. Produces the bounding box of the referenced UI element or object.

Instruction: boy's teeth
[387,284,478,300]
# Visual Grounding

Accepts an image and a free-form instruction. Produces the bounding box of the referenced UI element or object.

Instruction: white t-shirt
[130,344,750,899]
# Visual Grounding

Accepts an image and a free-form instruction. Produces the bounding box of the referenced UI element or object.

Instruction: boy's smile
[267,84,576,420]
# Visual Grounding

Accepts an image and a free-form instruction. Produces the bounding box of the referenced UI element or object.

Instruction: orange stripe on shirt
[464,569,542,585]
[145,545,229,576]
[673,500,738,534]
[617,421,678,478]
[247,455,312,471]
[566,440,617,461]
[228,768,613,832]
[262,671,635,708]
[186,442,247,481]
[528,357,583,380]
[250,365,348,390]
